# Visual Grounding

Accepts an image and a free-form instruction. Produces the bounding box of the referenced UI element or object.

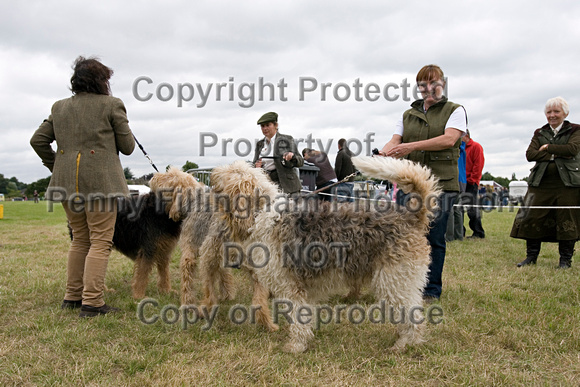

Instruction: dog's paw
[266,323,279,332]
[104,285,116,293]
[196,303,217,319]
[282,341,308,354]
[388,344,407,353]
[180,295,198,306]
[389,338,416,353]
[218,289,237,302]
[225,289,237,301]
[132,292,146,300]
[158,286,172,294]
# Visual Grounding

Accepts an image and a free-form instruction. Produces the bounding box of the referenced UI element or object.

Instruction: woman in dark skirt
[511,97,580,269]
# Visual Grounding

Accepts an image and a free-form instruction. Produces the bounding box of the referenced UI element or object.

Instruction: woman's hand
[386,143,415,158]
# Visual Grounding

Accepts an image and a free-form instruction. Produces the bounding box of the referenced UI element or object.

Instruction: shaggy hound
[97,167,202,299]
[199,157,440,353]
[178,163,278,332]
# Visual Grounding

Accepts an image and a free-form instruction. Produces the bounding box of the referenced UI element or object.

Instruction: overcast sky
[2,0,579,184]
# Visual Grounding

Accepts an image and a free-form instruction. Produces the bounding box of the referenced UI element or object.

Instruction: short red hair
[416,64,444,83]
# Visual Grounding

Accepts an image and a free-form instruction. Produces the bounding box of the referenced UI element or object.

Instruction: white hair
[545,96,569,115]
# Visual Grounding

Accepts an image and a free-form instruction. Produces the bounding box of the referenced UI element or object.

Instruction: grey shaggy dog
[194,157,440,353]
[178,209,238,309]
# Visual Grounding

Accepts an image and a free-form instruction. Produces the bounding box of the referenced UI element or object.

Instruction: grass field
[0,201,579,386]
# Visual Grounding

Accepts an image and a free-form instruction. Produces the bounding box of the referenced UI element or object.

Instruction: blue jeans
[316,181,335,201]
[333,182,354,202]
[397,190,457,298]
[445,195,464,241]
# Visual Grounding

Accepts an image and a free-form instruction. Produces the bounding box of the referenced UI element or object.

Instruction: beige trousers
[63,198,117,307]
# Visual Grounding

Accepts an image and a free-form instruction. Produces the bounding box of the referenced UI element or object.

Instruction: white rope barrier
[301,189,580,210]
[454,204,580,209]
[300,188,389,202]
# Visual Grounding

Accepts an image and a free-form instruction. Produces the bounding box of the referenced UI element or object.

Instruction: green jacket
[402,97,462,191]
[30,93,135,200]
[253,132,304,194]
[526,121,580,187]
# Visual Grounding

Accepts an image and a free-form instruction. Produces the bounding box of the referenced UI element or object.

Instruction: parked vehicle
[508,181,528,205]
[127,185,150,196]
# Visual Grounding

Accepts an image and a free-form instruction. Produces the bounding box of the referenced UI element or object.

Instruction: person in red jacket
[464,129,486,238]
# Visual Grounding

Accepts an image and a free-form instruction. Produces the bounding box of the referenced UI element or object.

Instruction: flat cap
[257,112,278,124]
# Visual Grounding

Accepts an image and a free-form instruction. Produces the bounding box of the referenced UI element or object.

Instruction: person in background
[511,96,580,269]
[379,64,467,302]
[253,112,304,194]
[334,138,356,202]
[30,56,135,317]
[464,129,486,238]
[303,148,338,201]
[446,141,466,241]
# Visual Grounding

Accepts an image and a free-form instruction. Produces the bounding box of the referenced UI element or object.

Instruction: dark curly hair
[70,56,113,95]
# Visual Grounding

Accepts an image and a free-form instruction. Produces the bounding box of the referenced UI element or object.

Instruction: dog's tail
[352,156,441,225]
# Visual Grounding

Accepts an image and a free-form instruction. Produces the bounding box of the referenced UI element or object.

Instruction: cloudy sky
[2,0,579,184]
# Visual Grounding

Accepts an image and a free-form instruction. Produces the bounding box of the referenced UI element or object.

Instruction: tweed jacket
[526,121,580,187]
[30,93,135,200]
[252,132,304,194]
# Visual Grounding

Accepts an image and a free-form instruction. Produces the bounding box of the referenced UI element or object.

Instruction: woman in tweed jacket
[31,56,135,317]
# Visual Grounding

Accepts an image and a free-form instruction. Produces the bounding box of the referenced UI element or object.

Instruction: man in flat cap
[253,112,304,194]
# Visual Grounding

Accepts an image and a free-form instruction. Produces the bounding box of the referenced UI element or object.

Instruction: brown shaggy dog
[196,157,440,353]
[110,167,202,298]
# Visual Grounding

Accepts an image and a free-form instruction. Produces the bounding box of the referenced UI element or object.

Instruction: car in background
[508,181,528,205]
[127,185,150,196]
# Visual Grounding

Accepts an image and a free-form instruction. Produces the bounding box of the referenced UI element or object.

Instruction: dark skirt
[510,162,580,242]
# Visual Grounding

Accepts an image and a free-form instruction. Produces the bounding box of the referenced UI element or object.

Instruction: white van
[508,181,528,205]
[127,185,150,196]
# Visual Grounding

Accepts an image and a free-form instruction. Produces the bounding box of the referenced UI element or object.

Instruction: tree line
[2,162,522,199]
[0,161,199,199]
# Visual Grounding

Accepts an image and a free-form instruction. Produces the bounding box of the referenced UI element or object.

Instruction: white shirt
[551,123,563,135]
[393,105,467,136]
[549,123,563,160]
[260,133,277,171]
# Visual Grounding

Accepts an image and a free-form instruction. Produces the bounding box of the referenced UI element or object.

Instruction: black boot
[61,299,82,309]
[558,240,575,269]
[79,304,120,318]
[517,239,541,267]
